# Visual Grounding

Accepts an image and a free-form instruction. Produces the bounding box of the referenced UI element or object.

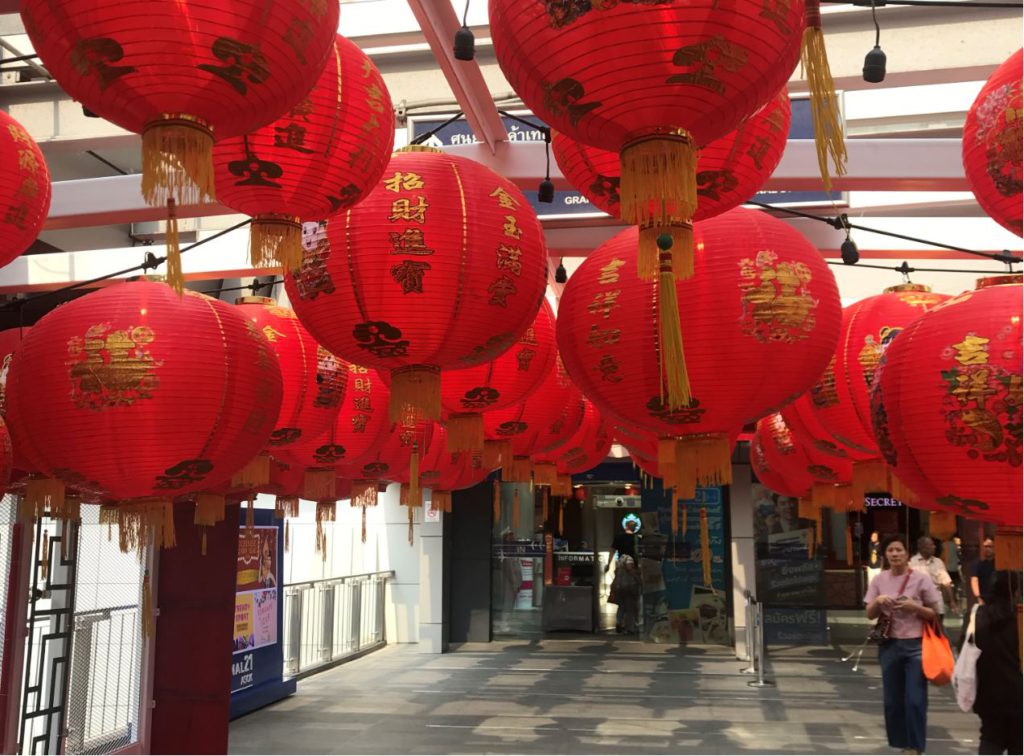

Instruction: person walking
[970,537,996,607]
[973,570,1022,755]
[605,517,640,633]
[865,535,943,755]
[910,535,957,625]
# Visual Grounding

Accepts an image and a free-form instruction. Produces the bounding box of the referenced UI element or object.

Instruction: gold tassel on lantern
[360,506,367,544]
[484,439,513,478]
[408,444,422,507]
[852,458,890,506]
[246,497,255,533]
[407,505,414,546]
[930,510,957,541]
[810,482,836,510]
[23,476,65,520]
[533,463,558,489]
[350,481,378,510]
[40,528,49,582]
[800,0,847,191]
[194,494,226,527]
[541,487,549,525]
[250,214,303,273]
[995,527,1022,570]
[446,413,485,452]
[889,471,921,506]
[276,496,301,519]
[699,506,711,587]
[141,569,156,639]
[433,491,452,514]
[303,468,336,503]
[656,243,691,410]
[513,486,520,530]
[164,198,184,295]
[140,115,215,207]
[100,505,118,542]
[510,456,533,485]
[231,453,271,490]
[558,501,564,536]
[492,479,501,525]
[798,497,817,521]
[389,365,441,422]
[815,504,824,545]
[833,484,854,514]
[315,501,336,561]
[554,475,573,499]
[285,519,290,552]
[619,132,697,281]
[60,495,82,563]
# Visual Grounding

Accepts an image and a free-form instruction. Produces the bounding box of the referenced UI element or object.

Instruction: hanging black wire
[410,111,465,146]
[825,260,1020,274]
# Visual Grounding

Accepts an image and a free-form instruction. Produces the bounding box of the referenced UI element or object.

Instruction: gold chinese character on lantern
[261,326,287,343]
[384,172,426,193]
[587,289,621,319]
[586,325,621,348]
[389,228,434,256]
[598,258,626,285]
[496,244,523,276]
[502,215,523,240]
[952,334,991,366]
[488,276,518,307]
[17,149,39,174]
[594,354,622,383]
[388,196,429,223]
[738,250,817,343]
[952,369,997,405]
[6,124,30,145]
[489,187,521,210]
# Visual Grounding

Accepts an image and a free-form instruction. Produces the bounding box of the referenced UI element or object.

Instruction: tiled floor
[229,639,981,754]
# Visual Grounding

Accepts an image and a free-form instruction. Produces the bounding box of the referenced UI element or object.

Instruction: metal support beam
[403,0,506,151]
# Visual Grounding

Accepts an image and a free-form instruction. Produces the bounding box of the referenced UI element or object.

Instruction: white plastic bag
[953,604,981,712]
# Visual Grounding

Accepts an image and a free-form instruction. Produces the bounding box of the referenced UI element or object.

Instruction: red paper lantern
[489,0,804,279]
[441,298,557,452]
[285,147,548,423]
[751,412,852,500]
[963,49,1023,237]
[6,282,283,541]
[483,357,585,483]
[395,425,487,513]
[552,89,791,223]
[0,111,50,269]
[0,417,11,490]
[276,363,391,502]
[340,419,435,513]
[234,297,347,451]
[872,276,1022,526]
[214,35,394,271]
[0,327,27,419]
[554,401,612,476]
[558,207,840,497]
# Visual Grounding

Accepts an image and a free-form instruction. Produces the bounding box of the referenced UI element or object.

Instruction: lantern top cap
[975,274,1023,290]
[883,283,932,294]
[235,296,277,306]
[396,145,444,155]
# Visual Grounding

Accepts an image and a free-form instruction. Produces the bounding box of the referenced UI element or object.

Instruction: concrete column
[418,493,445,653]
[730,463,756,660]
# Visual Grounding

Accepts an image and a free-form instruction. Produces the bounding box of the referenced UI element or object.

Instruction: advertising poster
[232,525,279,692]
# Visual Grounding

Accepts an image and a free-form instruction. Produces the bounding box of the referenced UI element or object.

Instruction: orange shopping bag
[922,621,954,686]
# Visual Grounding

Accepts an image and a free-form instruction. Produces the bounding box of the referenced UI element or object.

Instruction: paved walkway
[229,640,981,754]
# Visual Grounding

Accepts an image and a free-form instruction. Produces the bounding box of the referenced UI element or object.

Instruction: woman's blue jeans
[879,637,928,753]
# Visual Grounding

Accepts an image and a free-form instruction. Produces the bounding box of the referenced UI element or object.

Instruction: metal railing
[282,572,393,679]
[740,592,775,688]
[65,604,142,755]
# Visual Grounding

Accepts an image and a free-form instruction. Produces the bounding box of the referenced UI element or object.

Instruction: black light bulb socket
[453,26,475,61]
[82,106,99,118]
[537,178,555,204]
[863,45,887,83]
[841,238,860,265]
[554,259,567,284]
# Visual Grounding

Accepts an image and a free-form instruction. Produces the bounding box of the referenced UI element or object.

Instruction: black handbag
[867,571,912,644]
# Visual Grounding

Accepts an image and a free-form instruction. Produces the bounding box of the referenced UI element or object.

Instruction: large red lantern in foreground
[872,276,1023,526]
[440,298,557,452]
[234,297,347,451]
[552,90,790,224]
[285,148,548,423]
[963,49,1023,237]
[0,111,50,269]
[214,35,394,271]
[558,208,840,497]
[489,0,804,280]
[6,282,283,542]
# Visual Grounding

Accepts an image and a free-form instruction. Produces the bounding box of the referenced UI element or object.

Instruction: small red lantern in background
[395,425,487,514]
[554,401,611,477]
[752,412,852,503]
[0,111,50,270]
[962,49,1023,237]
[872,276,1022,526]
[441,298,557,452]
[558,208,841,498]
[552,90,790,224]
[489,0,805,282]
[285,147,548,424]
[5,282,283,545]
[214,35,394,272]
[483,357,585,484]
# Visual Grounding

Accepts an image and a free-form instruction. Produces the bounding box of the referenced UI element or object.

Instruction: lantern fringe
[833,483,855,513]
[619,133,697,280]
[408,445,422,507]
[810,482,836,510]
[23,477,66,520]
[815,504,824,545]
[541,486,549,524]
[315,501,336,560]
[672,435,731,501]
[797,497,817,521]
[407,505,414,546]
[250,214,303,273]
[640,221,693,281]
[360,506,367,544]
[164,199,184,295]
[801,0,847,191]
[433,490,452,514]
[930,510,957,541]
[657,249,691,410]
[303,468,336,503]
[657,438,679,491]
[100,505,118,542]
[889,471,921,506]
[58,496,82,563]
[275,496,300,519]
[114,499,176,556]
[994,527,1022,570]
[140,116,215,207]
[231,453,271,490]
[446,413,485,452]
[400,482,425,509]
[245,497,255,533]
[389,365,441,422]
[142,569,155,639]
[512,487,520,530]
[194,494,226,527]
[40,529,49,582]
[699,507,711,586]
[484,439,513,479]
[533,462,558,489]
[285,519,290,552]
[509,456,533,484]
[492,479,501,525]
[350,480,378,509]
[558,501,564,536]
[553,475,573,499]
[852,459,890,506]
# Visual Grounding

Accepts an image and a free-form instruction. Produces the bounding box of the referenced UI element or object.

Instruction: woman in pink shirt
[864,536,943,755]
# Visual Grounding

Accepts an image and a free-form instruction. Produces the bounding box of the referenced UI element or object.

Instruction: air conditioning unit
[131,217,199,244]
